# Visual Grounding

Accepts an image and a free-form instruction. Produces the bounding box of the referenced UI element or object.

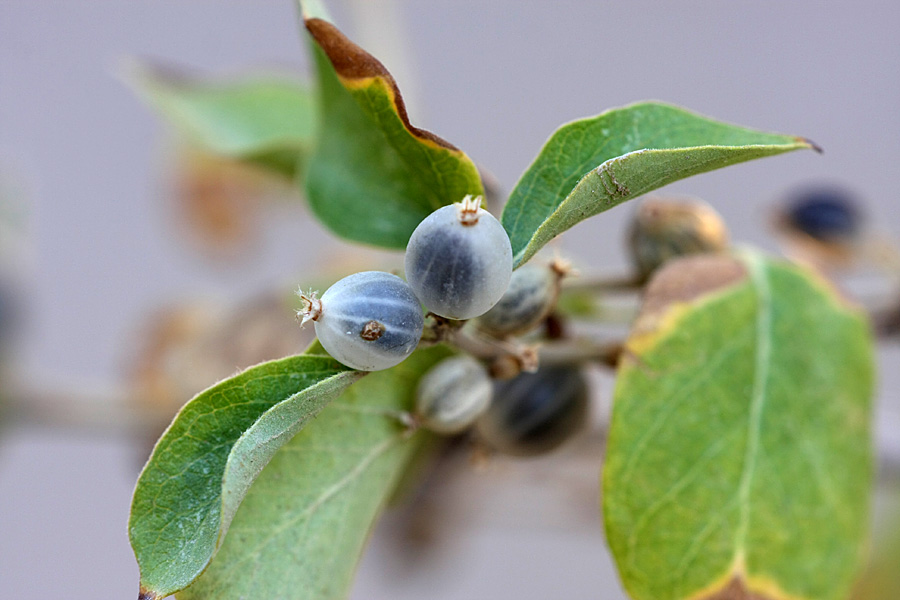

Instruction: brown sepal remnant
[699,577,775,600]
[305,17,459,151]
[138,588,159,600]
[360,320,386,341]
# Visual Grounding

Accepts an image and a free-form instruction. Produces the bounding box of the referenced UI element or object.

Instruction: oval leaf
[177,345,453,600]
[602,252,874,600]
[501,102,818,267]
[130,354,364,600]
[125,62,316,178]
[300,3,484,249]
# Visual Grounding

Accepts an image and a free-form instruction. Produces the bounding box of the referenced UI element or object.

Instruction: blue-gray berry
[405,196,513,320]
[476,262,564,337]
[298,271,424,371]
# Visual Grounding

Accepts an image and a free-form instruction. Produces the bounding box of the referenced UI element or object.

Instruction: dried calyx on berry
[405,195,513,320]
[296,271,424,371]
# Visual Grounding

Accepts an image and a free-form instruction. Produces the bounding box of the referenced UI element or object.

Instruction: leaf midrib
[734,253,773,562]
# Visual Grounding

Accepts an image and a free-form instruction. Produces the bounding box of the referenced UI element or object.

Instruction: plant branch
[2,374,167,437]
[562,272,643,294]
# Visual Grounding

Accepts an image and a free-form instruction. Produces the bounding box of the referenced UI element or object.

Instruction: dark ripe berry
[405,196,513,320]
[476,262,564,338]
[298,271,424,371]
[628,198,729,281]
[415,355,493,434]
[476,366,589,457]
[783,187,862,242]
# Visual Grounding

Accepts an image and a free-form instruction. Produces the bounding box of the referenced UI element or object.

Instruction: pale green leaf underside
[126,63,315,177]
[129,354,363,598]
[178,345,452,600]
[302,9,484,249]
[501,102,815,267]
[603,251,873,600]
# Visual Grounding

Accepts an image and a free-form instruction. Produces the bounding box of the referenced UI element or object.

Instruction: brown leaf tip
[698,576,777,600]
[797,136,823,154]
[304,17,460,152]
[138,588,159,600]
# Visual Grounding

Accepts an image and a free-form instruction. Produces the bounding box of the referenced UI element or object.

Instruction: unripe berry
[415,355,492,434]
[476,262,564,338]
[476,366,588,457]
[628,198,729,281]
[297,271,424,371]
[405,195,513,320]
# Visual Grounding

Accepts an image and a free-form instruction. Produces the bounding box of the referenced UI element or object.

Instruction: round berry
[476,262,564,338]
[628,198,729,281]
[476,366,588,457]
[405,195,513,320]
[415,355,492,434]
[298,271,424,371]
[783,187,861,242]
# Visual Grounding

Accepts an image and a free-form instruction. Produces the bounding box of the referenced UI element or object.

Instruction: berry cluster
[297,195,513,372]
[296,195,588,456]
[415,359,589,456]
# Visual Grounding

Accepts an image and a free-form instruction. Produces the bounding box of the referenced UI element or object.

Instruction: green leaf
[129,355,364,600]
[501,102,817,267]
[300,4,484,249]
[177,345,452,600]
[602,251,874,600]
[125,62,316,178]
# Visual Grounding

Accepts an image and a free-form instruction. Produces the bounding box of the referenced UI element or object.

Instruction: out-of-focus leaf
[299,2,484,249]
[502,102,817,267]
[852,488,900,599]
[178,345,452,600]
[603,251,874,600]
[130,355,364,600]
[126,63,315,178]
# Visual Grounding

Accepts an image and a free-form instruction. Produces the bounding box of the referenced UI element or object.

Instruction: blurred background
[1,1,898,598]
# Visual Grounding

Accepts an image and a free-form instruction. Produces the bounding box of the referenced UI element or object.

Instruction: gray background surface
[1,1,898,598]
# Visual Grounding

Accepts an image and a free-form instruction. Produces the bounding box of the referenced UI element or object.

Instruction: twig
[2,374,167,437]
[538,338,623,368]
[562,272,643,294]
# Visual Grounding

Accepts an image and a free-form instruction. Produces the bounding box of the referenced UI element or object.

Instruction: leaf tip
[297,0,329,21]
[116,57,194,104]
[797,136,823,154]
[303,13,462,154]
[137,587,159,600]
[115,56,159,97]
